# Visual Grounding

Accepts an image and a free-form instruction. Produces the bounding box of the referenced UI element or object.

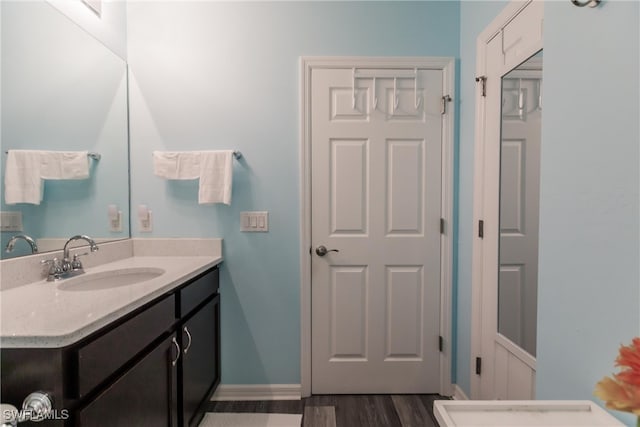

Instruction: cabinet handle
[183,326,192,355]
[171,337,180,366]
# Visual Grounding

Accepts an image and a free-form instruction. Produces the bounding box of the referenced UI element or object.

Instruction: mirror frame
[497,52,543,357]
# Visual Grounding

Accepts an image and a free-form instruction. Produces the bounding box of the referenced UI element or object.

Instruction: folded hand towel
[4,150,43,205]
[4,150,91,205]
[153,151,200,180]
[198,150,233,205]
[40,151,89,180]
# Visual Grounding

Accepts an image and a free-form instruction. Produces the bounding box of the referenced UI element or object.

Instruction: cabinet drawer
[179,268,219,317]
[77,295,175,397]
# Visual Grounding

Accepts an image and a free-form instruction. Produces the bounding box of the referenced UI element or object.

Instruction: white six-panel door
[310,67,443,393]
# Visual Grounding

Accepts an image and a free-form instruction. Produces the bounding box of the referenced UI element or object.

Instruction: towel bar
[150,151,242,159]
[5,150,101,161]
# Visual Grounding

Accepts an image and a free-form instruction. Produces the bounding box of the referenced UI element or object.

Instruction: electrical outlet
[138,205,153,233]
[108,205,122,232]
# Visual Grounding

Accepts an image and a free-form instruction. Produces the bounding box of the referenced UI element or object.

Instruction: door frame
[299,56,455,397]
[470,0,543,399]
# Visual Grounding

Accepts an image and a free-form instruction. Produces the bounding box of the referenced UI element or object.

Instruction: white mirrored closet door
[471,0,544,400]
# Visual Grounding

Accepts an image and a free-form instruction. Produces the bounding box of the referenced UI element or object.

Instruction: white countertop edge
[1,256,222,348]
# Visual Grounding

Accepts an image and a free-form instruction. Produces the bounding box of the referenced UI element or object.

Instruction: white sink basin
[433,400,625,426]
[57,267,166,291]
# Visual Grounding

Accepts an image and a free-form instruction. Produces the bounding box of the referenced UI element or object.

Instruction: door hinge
[475,76,487,97]
[440,218,445,234]
[478,220,484,239]
[475,357,482,375]
[441,95,452,115]
[439,336,444,352]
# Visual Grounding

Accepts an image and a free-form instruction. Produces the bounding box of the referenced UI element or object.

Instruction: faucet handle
[41,257,59,266]
[41,258,63,277]
[71,253,89,270]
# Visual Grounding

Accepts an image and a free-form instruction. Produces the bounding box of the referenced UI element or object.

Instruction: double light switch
[0,211,23,232]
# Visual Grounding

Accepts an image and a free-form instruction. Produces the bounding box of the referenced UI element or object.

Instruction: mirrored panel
[498,51,542,356]
[1,1,130,259]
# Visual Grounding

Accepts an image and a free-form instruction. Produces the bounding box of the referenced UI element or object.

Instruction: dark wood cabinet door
[181,295,220,427]
[77,295,175,398]
[77,333,179,427]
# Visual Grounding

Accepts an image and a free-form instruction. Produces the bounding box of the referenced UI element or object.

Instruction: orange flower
[594,338,640,417]
[616,338,640,386]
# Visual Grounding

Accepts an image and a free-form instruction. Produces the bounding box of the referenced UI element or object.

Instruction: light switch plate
[1,211,23,232]
[240,211,269,232]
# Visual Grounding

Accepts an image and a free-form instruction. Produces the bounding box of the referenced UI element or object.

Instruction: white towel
[152,151,200,180]
[153,150,234,205]
[40,151,90,180]
[198,150,233,205]
[4,150,43,205]
[4,150,90,205]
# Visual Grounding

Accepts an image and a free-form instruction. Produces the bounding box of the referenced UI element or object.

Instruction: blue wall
[126,1,460,385]
[456,0,508,397]
[537,1,639,424]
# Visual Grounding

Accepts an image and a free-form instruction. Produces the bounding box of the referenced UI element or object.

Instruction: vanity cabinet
[0,265,220,427]
[180,294,220,427]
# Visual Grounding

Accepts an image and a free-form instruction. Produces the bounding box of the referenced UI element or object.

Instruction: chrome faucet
[5,234,38,254]
[63,234,98,261]
[42,235,98,281]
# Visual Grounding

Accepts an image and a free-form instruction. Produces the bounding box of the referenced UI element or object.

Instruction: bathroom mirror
[497,51,542,357]
[0,1,130,259]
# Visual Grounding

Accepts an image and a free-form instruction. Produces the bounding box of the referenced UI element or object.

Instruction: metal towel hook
[352,68,357,110]
[372,77,378,110]
[517,78,524,119]
[536,79,543,111]
[571,0,600,7]
[414,68,422,110]
[393,77,399,112]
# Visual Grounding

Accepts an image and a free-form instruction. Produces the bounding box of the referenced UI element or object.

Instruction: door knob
[316,245,339,257]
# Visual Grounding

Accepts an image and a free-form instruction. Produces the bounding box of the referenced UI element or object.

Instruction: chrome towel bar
[151,150,242,159]
[5,150,101,161]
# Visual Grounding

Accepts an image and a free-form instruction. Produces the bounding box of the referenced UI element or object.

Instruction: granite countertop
[0,255,222,348]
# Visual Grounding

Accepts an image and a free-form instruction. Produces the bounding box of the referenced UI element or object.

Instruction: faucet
[42,235,98,281]
[63,234,98,261]
[5,235,38,254]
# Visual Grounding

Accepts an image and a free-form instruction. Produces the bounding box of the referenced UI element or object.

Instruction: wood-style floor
[206,394,448,427]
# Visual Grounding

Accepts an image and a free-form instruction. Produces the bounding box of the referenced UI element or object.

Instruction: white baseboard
[452,384,469,400]
[211,384,301,401]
